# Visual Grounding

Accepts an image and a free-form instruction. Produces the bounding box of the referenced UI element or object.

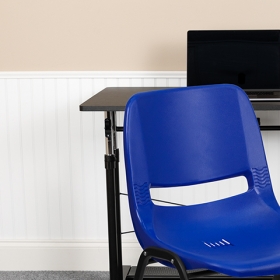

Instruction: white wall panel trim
[0,71,186,79]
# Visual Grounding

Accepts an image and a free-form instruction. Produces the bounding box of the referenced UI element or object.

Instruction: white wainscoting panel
[0,71,185,270]
[1,71,280,270]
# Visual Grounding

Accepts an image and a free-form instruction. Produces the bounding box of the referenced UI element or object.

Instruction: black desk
[80,86,280,112]
[80,87,280,280]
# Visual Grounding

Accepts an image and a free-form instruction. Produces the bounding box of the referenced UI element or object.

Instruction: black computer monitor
[187,30,280,90]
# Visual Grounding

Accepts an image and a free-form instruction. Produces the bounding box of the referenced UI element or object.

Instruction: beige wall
[1,0,280,71]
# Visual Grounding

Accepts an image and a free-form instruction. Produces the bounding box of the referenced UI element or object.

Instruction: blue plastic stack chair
[123,84,280,280]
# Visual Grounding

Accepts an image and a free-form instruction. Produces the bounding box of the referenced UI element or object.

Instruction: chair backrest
[124,85,268,193]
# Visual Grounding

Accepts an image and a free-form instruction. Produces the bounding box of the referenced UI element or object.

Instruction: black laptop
[187,30,280,101]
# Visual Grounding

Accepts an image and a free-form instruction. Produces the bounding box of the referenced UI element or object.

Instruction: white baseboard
[0,241,142,271]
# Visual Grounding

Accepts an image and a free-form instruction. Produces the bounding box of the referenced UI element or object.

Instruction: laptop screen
[187,30,280,90]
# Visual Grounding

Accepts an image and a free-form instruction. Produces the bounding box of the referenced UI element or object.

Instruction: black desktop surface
[79,87,280,112]
[79,87,173,111]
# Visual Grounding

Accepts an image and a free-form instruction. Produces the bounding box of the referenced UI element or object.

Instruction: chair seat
[148,190,280,277]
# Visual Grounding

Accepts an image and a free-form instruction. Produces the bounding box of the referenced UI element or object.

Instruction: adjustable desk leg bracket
[105,153,123,280]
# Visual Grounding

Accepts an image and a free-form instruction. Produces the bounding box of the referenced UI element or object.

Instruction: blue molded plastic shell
[123,85,280,277]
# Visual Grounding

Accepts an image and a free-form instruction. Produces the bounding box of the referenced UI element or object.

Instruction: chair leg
[134,247,189,280]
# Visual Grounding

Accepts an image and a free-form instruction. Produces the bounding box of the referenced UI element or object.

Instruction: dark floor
[0,271,109,280]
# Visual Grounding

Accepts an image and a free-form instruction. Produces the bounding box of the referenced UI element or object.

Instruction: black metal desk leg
[105,111,123,280]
